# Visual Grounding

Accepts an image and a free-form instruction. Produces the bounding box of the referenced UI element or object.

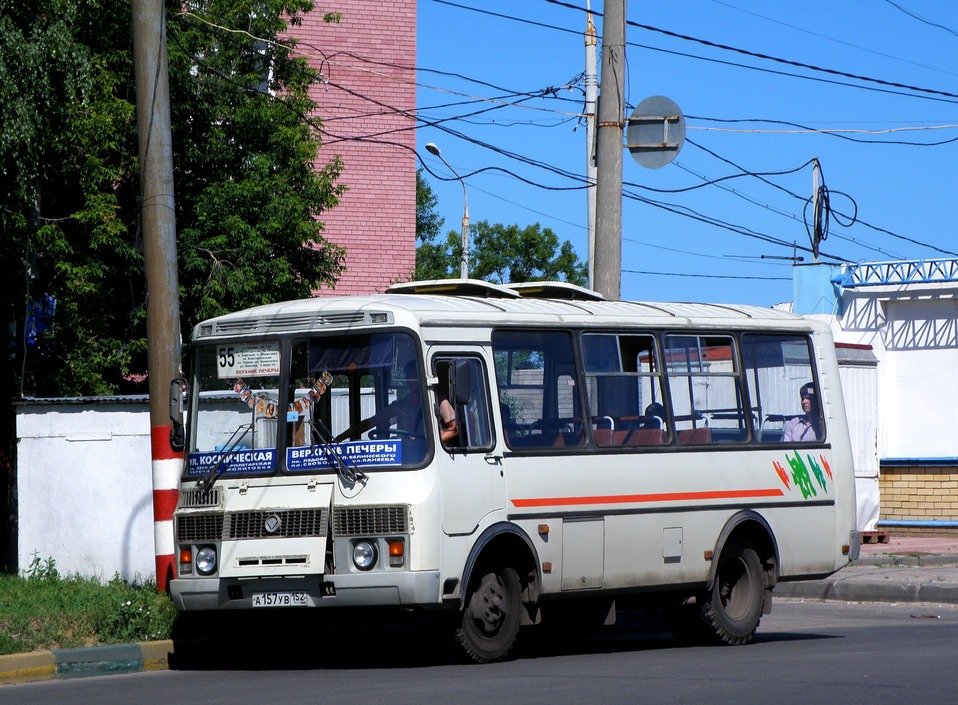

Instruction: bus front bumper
[170,570,442,612]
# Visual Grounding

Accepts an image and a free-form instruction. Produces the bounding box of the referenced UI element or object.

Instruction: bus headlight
[195,546,218,575]
[352,540,378,571]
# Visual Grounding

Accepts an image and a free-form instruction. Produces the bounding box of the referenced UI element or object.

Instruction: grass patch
[0,556,175,655]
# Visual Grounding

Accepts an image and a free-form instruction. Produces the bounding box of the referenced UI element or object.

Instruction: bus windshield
[184,331,430,481]
[284,331,430,472]
[187,340,283,481]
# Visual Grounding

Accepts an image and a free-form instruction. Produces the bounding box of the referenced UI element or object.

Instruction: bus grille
[176,509,328,541]
[333,506,408,537]
[177,514,224,542]
[211,312,367,335]
[178,488,222,509]
[227,509,328,539]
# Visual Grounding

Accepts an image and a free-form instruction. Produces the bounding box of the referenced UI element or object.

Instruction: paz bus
[169,280,859,662]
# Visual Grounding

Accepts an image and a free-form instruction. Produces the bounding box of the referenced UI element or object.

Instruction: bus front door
[433,354,506,536]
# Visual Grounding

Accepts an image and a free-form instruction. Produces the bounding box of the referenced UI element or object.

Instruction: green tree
[415,213,587,287]
[0,0,345,397]
[170,0,345,327]
[469,221,587,286]
[1,0,139,396]
[414,169,447,281]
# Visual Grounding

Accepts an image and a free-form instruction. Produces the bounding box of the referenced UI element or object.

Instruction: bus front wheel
[702,537,764,645]
[456,566,522,663]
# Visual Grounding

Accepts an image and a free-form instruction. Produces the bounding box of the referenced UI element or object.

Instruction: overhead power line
[177,5,957,265]
[542,0,958,101]
[882,0,958,40]
[624,269,790,281]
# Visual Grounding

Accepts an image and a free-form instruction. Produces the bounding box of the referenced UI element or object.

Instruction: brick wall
[291,2,417,295]
[879,465,958,537]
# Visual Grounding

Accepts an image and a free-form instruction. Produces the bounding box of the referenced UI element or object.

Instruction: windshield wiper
[196,423,253,490]
[310,417,368,486]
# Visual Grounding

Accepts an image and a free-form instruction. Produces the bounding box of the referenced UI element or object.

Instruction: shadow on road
[169,608,834,671]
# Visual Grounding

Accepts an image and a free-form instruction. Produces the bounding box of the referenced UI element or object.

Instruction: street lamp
[425,142,469,279]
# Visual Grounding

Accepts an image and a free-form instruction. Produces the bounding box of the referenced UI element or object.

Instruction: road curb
[0,640,173,686]
[776,578,958,605]
[0,651,56,685]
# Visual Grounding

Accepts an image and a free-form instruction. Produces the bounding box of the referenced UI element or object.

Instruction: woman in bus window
[783,382,821,442]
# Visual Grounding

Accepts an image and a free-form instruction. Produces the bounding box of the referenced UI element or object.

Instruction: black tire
[456,566,522,663]
[701,538,765,645]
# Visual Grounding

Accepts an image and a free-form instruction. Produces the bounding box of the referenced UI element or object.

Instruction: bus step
[861,531,890,544]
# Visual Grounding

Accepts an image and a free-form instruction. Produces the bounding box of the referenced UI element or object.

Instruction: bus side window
[742,334,823,444]
[493,330,585,450]
[581,332,665,448]
[663,334,747,445]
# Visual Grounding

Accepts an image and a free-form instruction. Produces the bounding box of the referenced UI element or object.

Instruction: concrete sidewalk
[3,536,958,685]
[776,534,958,604]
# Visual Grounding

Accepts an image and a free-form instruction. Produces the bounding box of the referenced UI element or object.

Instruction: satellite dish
[627,95,685,169]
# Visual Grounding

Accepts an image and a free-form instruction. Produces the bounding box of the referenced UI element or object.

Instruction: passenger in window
[435,390,458,445]
[783,382,821,442]
[643,402,666,429]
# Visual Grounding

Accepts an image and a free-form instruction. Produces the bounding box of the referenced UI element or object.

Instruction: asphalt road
[4,599,958,705]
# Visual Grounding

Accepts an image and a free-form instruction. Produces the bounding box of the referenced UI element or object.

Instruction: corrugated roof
[15,395,149,406]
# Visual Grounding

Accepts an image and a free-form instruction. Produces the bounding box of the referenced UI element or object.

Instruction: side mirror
[169,378,188,452]
[436,359,472,407]
[453,359,472,405]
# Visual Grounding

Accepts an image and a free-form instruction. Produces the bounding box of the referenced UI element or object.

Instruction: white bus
[169,280,859,662]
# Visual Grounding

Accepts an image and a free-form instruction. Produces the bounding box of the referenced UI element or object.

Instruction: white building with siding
[794,259,958,536]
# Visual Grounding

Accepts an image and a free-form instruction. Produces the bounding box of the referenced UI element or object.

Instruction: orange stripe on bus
[511,488,785,508]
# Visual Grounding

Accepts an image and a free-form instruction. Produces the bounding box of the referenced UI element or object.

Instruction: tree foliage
[415,173,586,286]
[0,0,344,397]
[414,169,447,281]
[468,221,587,286]
[415,196,585,288]
[1,0,144,395]
[170,0,345,326]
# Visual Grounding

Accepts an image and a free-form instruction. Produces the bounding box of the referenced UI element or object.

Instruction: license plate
[251,591,309,608]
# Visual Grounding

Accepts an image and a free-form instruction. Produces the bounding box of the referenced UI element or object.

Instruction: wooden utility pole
[132,0,182,592]
[593,0,626,301]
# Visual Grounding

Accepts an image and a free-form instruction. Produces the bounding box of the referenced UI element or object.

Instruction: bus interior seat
[676,427,712,445]
[626,429,667,446]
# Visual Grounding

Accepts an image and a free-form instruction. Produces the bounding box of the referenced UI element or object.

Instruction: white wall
[16,399,156,582]
[882,297,958,459]
[834,287,958,461]
[836,351,880,531]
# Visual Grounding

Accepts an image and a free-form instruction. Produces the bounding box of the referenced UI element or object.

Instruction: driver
[335,362,432,442]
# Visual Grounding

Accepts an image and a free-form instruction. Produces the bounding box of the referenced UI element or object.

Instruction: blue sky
[415,0,958,306]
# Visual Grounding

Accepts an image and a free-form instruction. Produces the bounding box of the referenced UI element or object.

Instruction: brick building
[291,1,418,295]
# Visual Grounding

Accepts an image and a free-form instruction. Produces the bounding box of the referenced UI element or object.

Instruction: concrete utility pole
[132,0,182,593]
[594,0,626,301]
[584,4,598,290]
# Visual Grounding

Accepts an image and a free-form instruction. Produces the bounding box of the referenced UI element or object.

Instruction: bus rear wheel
[456,566,522,663]
[702,538,764,645]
